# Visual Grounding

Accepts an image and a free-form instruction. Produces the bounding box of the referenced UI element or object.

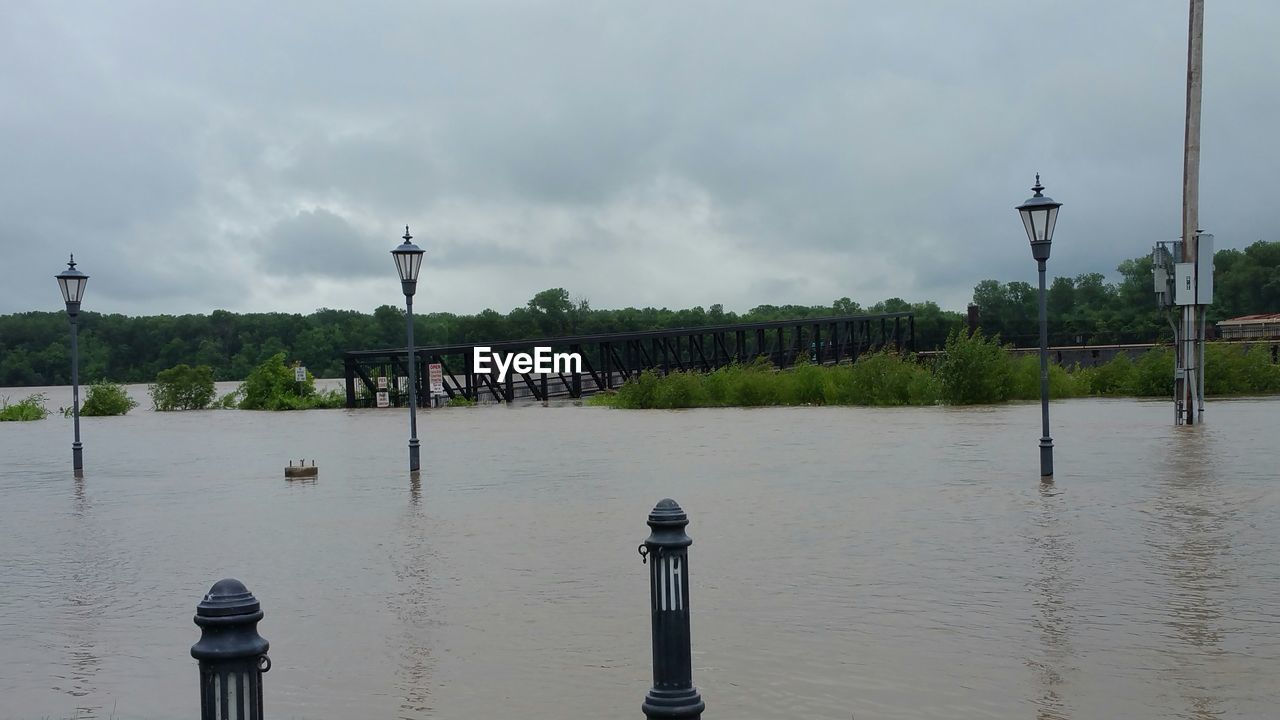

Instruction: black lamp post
[391,226,425,473]
[1016,175,1062,478]
[191,578,271,720]
[639,498,704,720]
[55,255,89,475]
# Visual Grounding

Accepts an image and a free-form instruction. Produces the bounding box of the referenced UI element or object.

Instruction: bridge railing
[342,312,915,407]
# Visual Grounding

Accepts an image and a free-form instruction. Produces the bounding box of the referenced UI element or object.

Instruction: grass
[590,336,1280,409]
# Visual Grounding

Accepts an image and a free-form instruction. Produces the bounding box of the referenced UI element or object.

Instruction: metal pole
[640,498,704,720]
[405,295,420,472]
[1038,260,1054,478]
[1181,0,1204,425]
[70,311,83,474]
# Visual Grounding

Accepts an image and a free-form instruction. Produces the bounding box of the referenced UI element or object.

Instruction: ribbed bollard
[191,579,271,720]
[639,498,705,719]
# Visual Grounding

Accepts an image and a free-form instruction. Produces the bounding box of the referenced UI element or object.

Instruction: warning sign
[429,363,444,394]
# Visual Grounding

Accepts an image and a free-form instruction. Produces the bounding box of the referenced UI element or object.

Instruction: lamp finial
[1031,174,1044,197]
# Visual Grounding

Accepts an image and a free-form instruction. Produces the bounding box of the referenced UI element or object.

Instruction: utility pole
[1179,0,1205,425]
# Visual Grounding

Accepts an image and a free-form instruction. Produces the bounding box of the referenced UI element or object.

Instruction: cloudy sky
[3,1,1276,318]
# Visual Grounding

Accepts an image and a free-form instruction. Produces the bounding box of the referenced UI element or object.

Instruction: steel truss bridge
[342,312,915,407]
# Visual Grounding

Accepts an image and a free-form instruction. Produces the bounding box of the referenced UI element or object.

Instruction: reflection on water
[1028,479,1075,720]
[0,389,1277,719]
[391,478,437,719]
[1151,426,1232,720]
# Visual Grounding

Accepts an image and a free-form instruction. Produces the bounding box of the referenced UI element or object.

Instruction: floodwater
[1,384,1277,720]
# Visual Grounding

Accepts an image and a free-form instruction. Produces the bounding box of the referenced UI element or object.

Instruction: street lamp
[1016,175,1062,478]
[55,255,89,475]
[391,226,425,473]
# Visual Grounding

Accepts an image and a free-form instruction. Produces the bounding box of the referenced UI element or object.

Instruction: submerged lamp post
[1016,175,1062,478]
[391,226,425,473]
[639,498,704,720]
[191,578,271,720]
[55,255,89,474]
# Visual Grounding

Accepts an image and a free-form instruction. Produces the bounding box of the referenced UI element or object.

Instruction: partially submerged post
[191,578,271,720]
[639,498,704,720]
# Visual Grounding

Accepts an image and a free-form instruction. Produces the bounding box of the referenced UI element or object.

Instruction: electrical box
[1196,233,1214,304]
[1152,242,1179,308]
[1175,263,1195,305]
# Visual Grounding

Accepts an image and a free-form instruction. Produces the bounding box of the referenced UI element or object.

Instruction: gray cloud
[258,208,384,278]
[2,1,1277,318]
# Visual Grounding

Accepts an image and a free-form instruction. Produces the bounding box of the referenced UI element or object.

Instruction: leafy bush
[446,395,477,407]
[1129,347,1174,397]
[1086,353,1135,395]
[785,361,827,405]
[723,360,782,407]
[237,352,344,410]
[150,364,216,410]
[1008,355,1087,400]
[825,351,936,406]
[1204,343,1280,395]
[80,380,138,416]
[936,329,1013,405]
[0,393,49,421]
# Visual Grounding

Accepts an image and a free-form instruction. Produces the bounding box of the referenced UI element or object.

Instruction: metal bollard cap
[196,578,261,618]
[645,498,692,549]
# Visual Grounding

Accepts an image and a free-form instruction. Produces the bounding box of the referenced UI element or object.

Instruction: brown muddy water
[1,384,1277,719]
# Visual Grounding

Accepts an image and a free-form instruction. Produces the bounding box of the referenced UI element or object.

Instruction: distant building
[1216,313,1280,340]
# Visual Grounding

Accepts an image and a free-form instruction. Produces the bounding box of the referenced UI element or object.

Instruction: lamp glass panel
[393,251,412,281]
[1020,209,1036,245]
[407,252,423,282]
[1043,206,1059,243]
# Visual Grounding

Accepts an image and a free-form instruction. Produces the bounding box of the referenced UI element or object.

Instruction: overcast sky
[3,1,1276,318]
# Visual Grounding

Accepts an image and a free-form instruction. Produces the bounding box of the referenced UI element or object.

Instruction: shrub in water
[651,370,709,409]
[726,360,782,407]
[785,361,827,405]
[150,364,217,410]
[1128,347,1174,397]
[1240,344,1280,394]
[238,352,344,410]
[937,329,1013,405]
[0,393,49,421]
[1086,353,1135,396]
[839,352,929,406]
[80,380,138,416]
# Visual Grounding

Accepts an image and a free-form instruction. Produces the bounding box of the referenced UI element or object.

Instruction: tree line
[1,241,1275,387]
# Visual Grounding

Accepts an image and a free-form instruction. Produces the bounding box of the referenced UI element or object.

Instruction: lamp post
[1016,175,1062,478]
[55,255,89,475]
[391,226,425,473]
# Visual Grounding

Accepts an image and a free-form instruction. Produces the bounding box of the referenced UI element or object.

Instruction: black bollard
[191,578,271,720]
[639,498,705,719]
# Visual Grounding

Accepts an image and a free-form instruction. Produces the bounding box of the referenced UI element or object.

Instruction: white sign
[472,347,582,383]
[377,376,388,390]
[376,391,389,408]
[429,363,444,394]
[294,366,306,382]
